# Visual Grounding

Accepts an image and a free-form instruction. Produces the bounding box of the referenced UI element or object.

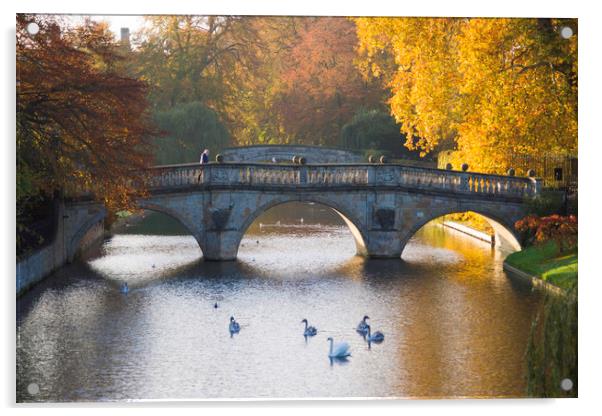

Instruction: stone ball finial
[379,155,387,164]
[445,163,453,170]
[461,163,469,172]
[215,154,223,163]
[298,156,307,165]
[527,169,536,177]
[507,168,515,176]
[368,155,375,163]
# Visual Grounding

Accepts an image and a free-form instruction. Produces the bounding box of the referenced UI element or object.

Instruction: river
[16,202,541,401]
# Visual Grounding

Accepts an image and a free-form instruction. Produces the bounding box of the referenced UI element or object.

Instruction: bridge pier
[364,231,403,259]
[201,230,241,261]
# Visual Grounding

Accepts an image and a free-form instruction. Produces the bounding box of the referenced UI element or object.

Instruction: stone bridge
[64,162,541,261]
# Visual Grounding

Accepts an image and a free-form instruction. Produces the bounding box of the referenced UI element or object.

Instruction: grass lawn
[505,241,577,290]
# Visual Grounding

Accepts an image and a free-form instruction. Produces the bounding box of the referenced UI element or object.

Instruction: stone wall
[77,220,105,254]
[16,243,62,297]
[16,202,105,296]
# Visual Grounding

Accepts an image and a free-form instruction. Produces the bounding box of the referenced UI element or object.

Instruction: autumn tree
[131,16,388,148]
[133,16,263,111]
[131,16,272,154]
[354,17,577,173]
[127,16,297,151]
[17,14,156,249]
[272,17,384,145]
[218,16,301,146]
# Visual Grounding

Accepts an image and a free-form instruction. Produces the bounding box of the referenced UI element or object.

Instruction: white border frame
[4,1,600,414]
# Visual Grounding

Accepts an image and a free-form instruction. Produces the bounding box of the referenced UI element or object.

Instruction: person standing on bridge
[200,148,210,165]
[198,148,210,183]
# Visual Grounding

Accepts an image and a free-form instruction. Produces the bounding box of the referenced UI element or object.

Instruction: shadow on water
[17,261,106,322]
[17,251,263,322]
[333,255,428,281]
[169,258,263,282]
[504,271,537,294]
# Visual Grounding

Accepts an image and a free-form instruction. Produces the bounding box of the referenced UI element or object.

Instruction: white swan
[356,315,369,334]
[366,324,385,343]
[229,316,240,333]
[327,337,351,358]
[301,319,317,336]
[120,282,129,294]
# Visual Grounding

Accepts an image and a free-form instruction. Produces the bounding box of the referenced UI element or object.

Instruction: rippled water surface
[17,205,541,401]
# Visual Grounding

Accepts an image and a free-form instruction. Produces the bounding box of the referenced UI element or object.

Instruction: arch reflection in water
[17,203,542,401]
[239,200,368,257]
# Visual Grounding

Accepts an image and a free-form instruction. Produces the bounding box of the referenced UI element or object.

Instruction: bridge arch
[400,207,522,257]
[67,209,107,262]
[135,200,207,254]
[67,201,206,262]
[235,195,369,257]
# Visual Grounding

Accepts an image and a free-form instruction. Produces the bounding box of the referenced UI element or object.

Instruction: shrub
[516,214,577,253]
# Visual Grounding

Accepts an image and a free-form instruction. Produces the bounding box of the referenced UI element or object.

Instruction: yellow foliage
[445,212,494,234]
[354,17,577,174]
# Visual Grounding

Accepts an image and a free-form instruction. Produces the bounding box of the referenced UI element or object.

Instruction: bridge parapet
[144,163,540,200]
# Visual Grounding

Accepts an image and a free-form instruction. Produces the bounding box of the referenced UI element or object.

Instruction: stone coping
[502,262,566,296]
[150,161,540,183]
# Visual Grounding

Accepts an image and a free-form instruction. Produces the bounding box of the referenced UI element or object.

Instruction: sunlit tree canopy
[354,17,577,173]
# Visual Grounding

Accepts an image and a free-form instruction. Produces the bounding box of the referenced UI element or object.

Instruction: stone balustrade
[142,162,540,200]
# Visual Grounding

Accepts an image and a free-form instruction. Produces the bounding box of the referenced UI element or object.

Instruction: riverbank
[443,212,494,234]
[442,220,494,245]
[504,241,577,291]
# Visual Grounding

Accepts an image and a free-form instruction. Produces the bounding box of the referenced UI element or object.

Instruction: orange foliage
[272,17,383,144]
[516,214,578,252]
[17,14,157,211]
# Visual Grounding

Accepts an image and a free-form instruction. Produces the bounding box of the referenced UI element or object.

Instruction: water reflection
[17,205,541,401]
[329,356,350,367]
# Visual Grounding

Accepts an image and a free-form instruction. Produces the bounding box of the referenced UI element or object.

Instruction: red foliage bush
[516,214,578,253]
